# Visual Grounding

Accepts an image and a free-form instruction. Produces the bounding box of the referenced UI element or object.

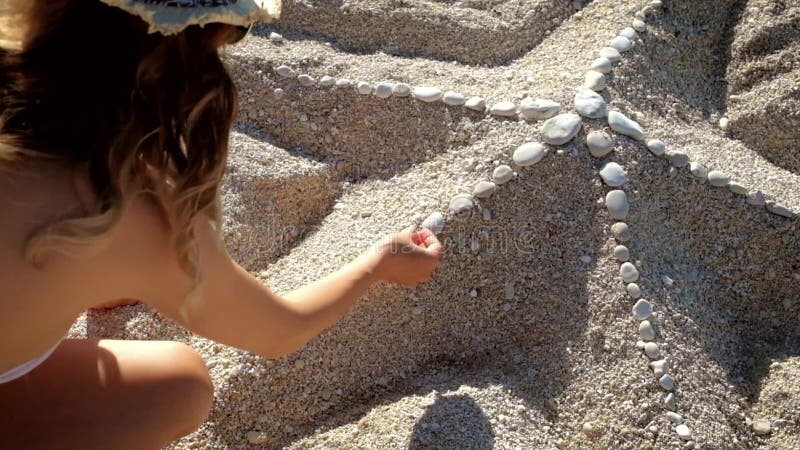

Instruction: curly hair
[0,0,242,281]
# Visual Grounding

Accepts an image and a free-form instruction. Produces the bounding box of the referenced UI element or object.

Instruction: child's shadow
[409,394,494,450]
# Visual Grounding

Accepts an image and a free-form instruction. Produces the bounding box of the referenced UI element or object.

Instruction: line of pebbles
[268,19,795,223]
[260,1,795,446]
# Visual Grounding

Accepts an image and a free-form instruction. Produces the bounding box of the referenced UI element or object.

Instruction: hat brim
[98,0,281,35]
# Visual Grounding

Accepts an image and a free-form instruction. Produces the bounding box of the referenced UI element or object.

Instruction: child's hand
[373,226,444,287]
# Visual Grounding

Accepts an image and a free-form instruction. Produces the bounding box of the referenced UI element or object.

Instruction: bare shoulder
[98,193,245,322]
[45,193,204,309]
[98,193,230,304]
[0,160,238,314]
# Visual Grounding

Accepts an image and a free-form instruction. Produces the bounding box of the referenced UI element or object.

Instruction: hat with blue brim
[98,0,281,35]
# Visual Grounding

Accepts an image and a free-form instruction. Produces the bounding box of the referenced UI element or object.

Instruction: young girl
[0,1,443,448]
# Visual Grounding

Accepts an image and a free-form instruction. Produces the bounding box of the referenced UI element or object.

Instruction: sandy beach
[70,0,799,448]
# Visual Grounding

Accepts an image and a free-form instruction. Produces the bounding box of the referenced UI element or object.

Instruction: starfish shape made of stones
[249,0,796,445]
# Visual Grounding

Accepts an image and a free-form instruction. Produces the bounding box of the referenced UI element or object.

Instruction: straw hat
[98,0,281,35]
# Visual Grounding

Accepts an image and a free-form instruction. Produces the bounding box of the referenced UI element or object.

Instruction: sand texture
[69,0,800,448]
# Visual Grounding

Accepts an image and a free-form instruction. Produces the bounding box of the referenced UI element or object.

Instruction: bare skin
[0,340,214,450]
[91,299,139,309]
[0,160,443,448]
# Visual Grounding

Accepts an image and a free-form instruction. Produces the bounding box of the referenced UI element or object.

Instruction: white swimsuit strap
[0,340,63,384]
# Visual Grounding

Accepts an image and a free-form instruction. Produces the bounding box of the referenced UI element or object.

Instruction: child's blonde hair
[0,0,242,281]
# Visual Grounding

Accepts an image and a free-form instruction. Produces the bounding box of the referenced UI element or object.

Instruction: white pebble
[519,98,560,120]
[646,139,666,156]
[707,170,730,187]
[513,142,546,167]
[606,190,629,220]
[412,86,443,102]
[613,245,630,261]
[356,81,373,95]
[611,222,631,242]
[676,424,692,440]
[620,261,640,282]
[541,113,582,145]
[449,194,474,215]
[492,165,515,184]
[620,27,637,40]
[766,201,795,218]
[599,162,628,187]
[297,74,316,86]
[746,190,766,206]
[585,71,606,91]
[753,419,772,435]
[610,36,632,52]
[269,31,284,42]
[489,101,518,117]
[574,87,607,119]
[599,47,621,63]
[587,131,614,157]
[659,374,675,390]
[473,181,497,199]
[689,162,708,179]
[276,65,296,78]
[650,359,668,377]
[644,342,661,359]
[335,78,352,88]
[392,83,411,97]
[666,412,684,424]
[580,255,592,264]
[465,97,487,111]
[273,88,284,99]
[627,283,641,299]
[590,57,612,74]
[319,75,336,86]
[719,117,729,130]
[632,19,647,32]
[665,393,677,410]
[374,82,393,99]
[639,320,655,340]
[632,299,652,320]
[442,91,466,106]
[608,111,645,140]
[421,212,445,234]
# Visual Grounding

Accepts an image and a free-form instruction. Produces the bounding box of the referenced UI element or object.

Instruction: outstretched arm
[142,212,443,358]
[277,225,443,354]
